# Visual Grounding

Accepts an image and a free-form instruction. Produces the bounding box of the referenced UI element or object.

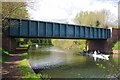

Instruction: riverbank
[19,53,42,79]
[2,50,42,79]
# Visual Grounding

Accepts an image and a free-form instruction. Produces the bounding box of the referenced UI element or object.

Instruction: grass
[19,53,42,79]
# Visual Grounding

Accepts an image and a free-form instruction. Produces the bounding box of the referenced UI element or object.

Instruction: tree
[2,2,53,47]
[74,10,112,51]
[2,2,30,30]
[95,20,100,27]
[2,2,30,48]
[74,10,111,28]
[2,2,29,20]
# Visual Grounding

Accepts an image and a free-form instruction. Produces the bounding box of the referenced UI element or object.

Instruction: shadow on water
[28,46,120,78]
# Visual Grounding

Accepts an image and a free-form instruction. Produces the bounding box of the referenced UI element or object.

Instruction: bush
[0,48,9,55]
[112,41,120,50]
[21,53,29,60]
[0,48,10,62]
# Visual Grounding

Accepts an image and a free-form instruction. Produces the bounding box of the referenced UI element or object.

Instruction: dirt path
[2,54,22,79]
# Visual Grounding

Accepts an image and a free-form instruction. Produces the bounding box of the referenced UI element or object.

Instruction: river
[28,46,120,78]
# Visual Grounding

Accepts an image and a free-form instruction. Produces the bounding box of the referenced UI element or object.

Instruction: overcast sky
[27,0,119,24]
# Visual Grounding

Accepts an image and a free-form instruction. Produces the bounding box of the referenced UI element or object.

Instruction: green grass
[19,53,42,79]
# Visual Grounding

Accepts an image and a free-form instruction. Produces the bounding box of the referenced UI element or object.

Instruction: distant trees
[74,10,115,28]
[52,39,86,52]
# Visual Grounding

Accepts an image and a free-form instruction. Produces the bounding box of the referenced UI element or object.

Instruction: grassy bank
[19,53,42,79]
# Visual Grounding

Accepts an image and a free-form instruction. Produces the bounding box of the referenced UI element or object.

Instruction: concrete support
[87,40,111,53]
[2,36,16,52]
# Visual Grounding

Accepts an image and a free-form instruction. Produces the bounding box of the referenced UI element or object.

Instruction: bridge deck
[5,18,110,39]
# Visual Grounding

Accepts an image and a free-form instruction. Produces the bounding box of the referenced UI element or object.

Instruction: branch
[2,3,27,21]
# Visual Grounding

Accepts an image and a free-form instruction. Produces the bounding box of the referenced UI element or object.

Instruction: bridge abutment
[87,28,120,54]
[2,36,16,52]
[87,40,111,53]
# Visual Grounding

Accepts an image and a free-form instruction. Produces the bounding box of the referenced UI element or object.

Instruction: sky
[27,0,119,24]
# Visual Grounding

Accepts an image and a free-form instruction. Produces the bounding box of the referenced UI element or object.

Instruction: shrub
[0,48,10,62]
[112,41,120,50]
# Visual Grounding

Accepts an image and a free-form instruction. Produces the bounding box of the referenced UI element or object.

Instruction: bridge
[3,18,114,53]
[5,18,110,39]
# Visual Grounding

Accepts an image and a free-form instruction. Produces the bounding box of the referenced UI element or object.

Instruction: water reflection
[29,46,120,78]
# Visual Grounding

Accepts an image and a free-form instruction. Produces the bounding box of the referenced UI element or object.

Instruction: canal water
[29,46,120,78]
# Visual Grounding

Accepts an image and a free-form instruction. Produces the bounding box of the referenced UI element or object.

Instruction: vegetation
[0,48,9,55]
[52,39,86,52]
[2,2,53,46]
[52,11,113,51]
[2,2,30,48]
[112,41,120,50]
[74,10,116,28]
[2,2,29,20]
[21,53,29,60]
[19,59,42,79]
[19,53,42,79]
[0,48,10,62]
[16,38,53,48]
